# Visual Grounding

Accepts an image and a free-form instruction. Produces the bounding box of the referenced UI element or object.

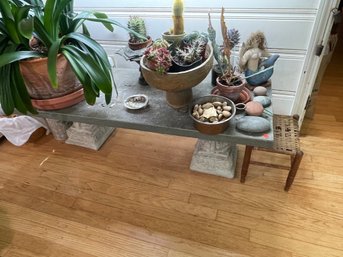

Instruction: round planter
[140,44,213,109]
[19,54,84,110]
[162,32,186,44]
[216,76,246,102]
[169,58,202,72]
[128,36,152,50]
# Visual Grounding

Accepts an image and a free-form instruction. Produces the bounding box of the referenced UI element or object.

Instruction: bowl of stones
[124,94,149,110]
[190,95,236,135]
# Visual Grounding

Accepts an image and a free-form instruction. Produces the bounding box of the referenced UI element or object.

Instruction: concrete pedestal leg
[45,118,72,141]
[65,122,115,150]
[190,139,237,178]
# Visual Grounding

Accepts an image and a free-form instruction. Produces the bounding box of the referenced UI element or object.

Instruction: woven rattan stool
[240,115,304,191]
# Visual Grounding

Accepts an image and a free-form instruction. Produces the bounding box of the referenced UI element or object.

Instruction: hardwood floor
[1,30,343,257]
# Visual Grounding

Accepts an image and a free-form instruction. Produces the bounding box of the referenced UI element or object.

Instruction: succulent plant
[172,0,184,35]
[208,8,242,85]
[143,47,172,74]
[174,45,202,65]
[228,28,240,49]
[152,39,170,50]
[128,16,148,43]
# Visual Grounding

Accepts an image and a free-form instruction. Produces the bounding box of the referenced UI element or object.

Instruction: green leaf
[47,38,62,88]
[64,32,110,68]
[11,62,37,114]
[0,65,15,115]
[62,49,98,105]
[18,17,34,39]
[0,51,43,68]
[62,45,112,94]
[0,1,15,21]
[93,12,113,32]
[33,16,53,47]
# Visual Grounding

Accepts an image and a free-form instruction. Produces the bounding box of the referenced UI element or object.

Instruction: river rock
[245,101,264,116]
[253,86,267,96]
[254,96,271,107]
[236,116,270,133]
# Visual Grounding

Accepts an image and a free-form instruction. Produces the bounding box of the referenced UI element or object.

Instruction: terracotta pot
[20,54,82,100]
[216,76,246,102]
[161,32,186,44]
[128,36,152,50]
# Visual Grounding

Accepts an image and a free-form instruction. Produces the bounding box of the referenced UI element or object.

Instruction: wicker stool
[240,115,304,191]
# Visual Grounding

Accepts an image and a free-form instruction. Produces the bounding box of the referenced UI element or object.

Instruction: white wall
[74,0,323,114]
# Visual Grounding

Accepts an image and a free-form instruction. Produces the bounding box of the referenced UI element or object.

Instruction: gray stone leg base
[46,118,72,141]
[65,122,115,150]
[190,139,237,179]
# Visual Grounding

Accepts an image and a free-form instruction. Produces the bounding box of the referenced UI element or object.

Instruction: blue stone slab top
[36,68,274,148]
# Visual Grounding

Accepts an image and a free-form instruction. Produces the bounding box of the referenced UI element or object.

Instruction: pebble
[245,101,264,116]
[236,116,271,133]
[253,96,271,107]
[253,86,267,96]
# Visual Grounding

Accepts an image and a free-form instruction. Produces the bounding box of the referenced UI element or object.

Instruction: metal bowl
[189,95,236,135]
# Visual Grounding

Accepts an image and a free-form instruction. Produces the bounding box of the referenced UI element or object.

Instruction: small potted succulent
[208,8,246,102]
[162,0,186,43]
[127,16,152,50]
[170,32,208,71]
[143,40,172,74]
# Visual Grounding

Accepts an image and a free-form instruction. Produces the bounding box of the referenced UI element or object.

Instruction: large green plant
[0,0,144,115]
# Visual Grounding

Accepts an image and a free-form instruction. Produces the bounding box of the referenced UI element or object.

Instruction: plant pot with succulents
[140,37,213,108]
[208,8,246,102]
[127,16,152,50]
[0,0,144,115]
[169,32,208,72]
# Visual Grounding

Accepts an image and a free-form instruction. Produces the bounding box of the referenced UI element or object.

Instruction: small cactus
[128,16,147,43]
[143,46,172,74]
[172,0,184,35]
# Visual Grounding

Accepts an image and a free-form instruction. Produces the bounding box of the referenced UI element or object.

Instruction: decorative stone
[245,101,264,116]
[253,86,267,96]
[190,140,237,178]
[253,96,272,107]
[236,116,270,133]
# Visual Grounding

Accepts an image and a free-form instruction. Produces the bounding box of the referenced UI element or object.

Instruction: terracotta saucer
[211,86,252,104]
[31,88,85,110]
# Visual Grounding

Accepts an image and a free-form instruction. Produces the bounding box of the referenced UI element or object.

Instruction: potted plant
[0,0,145,115]
[162,0,186,43]
[127,16,152,50]
[208,8,246,101]
[170,31,208,71]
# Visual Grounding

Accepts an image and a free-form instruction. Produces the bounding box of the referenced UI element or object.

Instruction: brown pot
[19,54,84,110]
[216,76,246,102]
[20,54,82,99]
[128,36,152,50]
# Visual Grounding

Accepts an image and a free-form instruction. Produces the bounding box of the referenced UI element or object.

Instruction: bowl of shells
[190,95,236,135]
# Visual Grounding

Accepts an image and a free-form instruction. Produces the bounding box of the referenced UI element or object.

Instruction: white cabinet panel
[75,0,319,9]
[86,15,314,50]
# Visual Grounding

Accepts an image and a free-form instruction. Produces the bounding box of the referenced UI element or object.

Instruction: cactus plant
[128,16,148,43]
[172,0,184,35]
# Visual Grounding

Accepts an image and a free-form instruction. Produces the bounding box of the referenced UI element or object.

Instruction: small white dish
[124,94,149,110]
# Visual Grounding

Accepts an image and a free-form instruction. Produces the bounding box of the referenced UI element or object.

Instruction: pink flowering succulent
[143,46,172,74]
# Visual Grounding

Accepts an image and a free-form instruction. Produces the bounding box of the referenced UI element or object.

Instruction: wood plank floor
[1,30,343,257]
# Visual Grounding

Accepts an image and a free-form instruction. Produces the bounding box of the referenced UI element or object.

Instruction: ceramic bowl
[189,95,236,135]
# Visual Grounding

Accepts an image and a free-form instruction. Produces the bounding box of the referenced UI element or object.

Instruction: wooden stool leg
[240,145,253,183]
[284,150,304,191]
